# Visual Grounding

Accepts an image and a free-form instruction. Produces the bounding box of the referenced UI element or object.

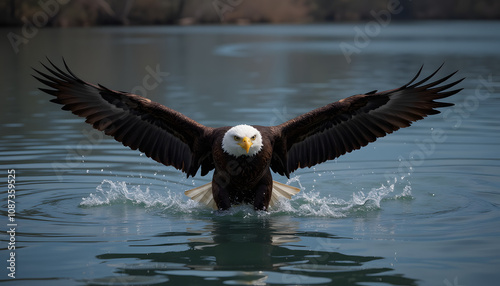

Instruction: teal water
[1,22,500,285]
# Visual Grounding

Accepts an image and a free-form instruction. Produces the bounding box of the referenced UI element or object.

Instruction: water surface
[1,22,500,285]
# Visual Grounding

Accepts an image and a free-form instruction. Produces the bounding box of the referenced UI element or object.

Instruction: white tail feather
[269,180,301,207]
[184,181,300,210]
[184,183,218,210]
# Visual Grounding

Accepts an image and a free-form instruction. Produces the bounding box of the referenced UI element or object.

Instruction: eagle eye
[251,135,257,140]
[233,136,240,141]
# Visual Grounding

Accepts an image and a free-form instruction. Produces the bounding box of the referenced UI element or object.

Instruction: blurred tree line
[1,0,499,26]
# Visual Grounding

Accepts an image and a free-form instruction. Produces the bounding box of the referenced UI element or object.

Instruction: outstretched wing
[33,59,214,177]
[271,65,464,178]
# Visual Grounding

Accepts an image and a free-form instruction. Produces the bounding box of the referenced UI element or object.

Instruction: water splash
[80,178,412,218]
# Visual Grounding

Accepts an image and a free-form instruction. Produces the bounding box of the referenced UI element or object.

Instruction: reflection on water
[95,216,416,286]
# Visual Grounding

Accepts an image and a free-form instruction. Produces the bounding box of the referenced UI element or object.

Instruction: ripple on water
[83,275,169,286]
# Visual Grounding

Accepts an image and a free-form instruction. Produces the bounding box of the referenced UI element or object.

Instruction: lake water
[1,21,500,285]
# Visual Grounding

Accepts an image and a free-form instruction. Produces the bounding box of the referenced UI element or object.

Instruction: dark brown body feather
[33,60,463,210]
[210,127,274,209]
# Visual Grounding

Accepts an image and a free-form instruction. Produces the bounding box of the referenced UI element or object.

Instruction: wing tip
[402,63,463,91]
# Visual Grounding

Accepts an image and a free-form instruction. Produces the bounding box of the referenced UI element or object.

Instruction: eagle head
[222,125,263,157]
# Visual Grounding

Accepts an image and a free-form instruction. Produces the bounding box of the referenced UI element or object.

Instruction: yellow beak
[238,136,253,153]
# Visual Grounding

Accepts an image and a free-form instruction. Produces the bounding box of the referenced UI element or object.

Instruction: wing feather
[271,66,464,177]
[33,59,214,177]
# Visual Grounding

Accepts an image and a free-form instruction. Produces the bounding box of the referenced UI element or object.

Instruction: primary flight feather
[33,60,463,210]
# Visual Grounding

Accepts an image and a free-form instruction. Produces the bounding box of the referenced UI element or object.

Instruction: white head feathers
[222,125,263,157]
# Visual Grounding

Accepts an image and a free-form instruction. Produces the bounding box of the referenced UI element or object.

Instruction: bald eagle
[33,60,463,211]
